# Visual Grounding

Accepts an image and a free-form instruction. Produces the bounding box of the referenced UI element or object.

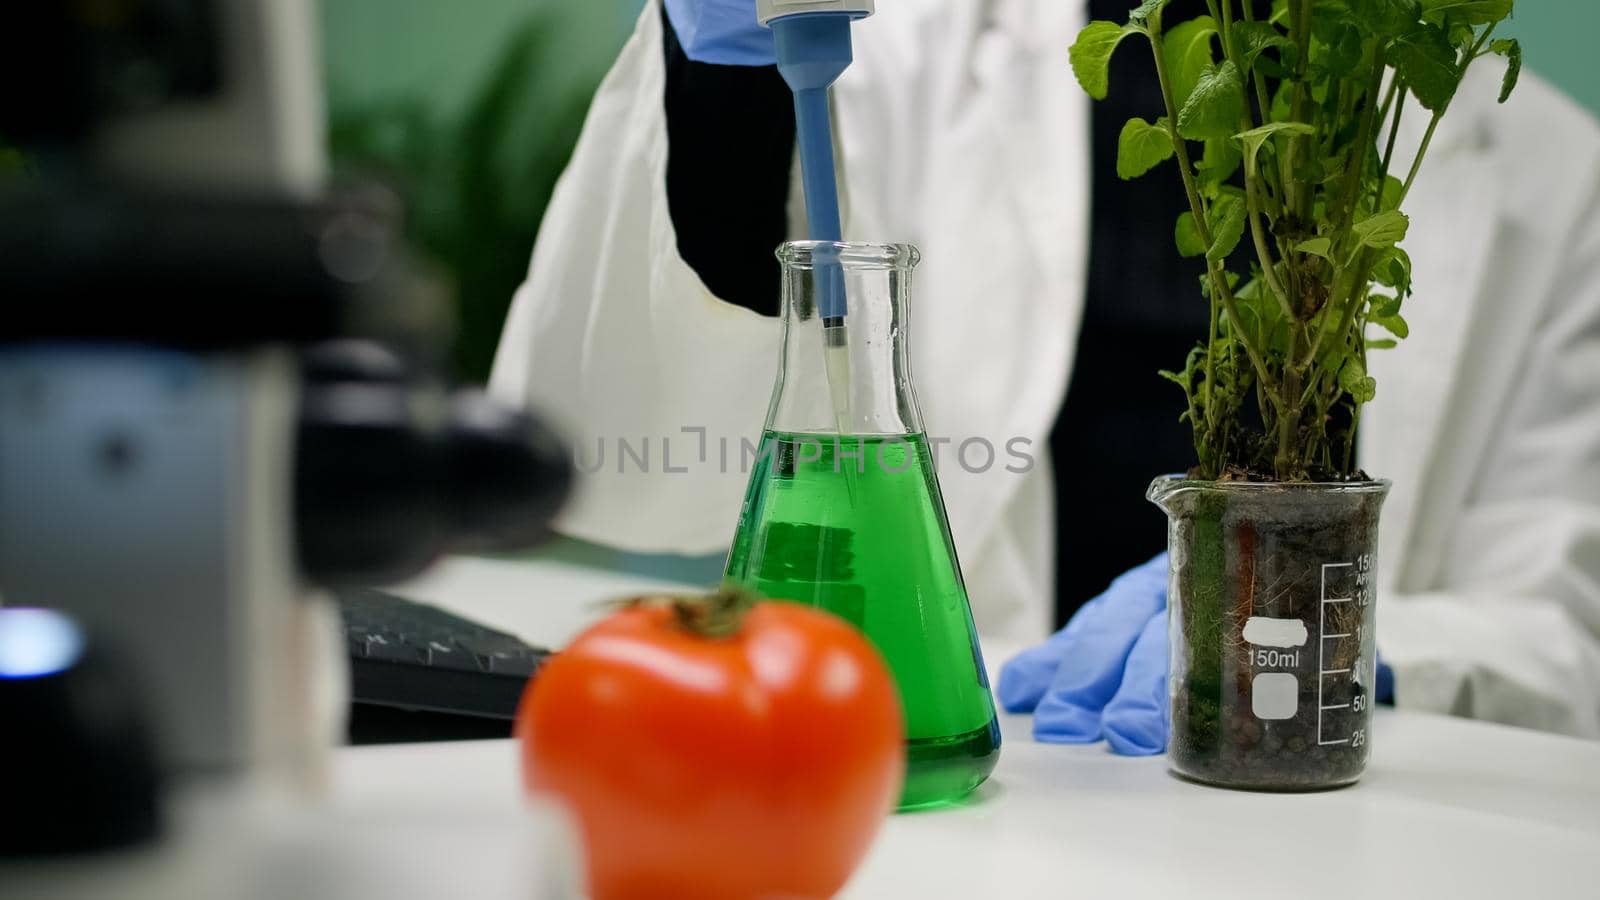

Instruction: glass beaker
[725,241,1000,810]
[1149,476,1390,790]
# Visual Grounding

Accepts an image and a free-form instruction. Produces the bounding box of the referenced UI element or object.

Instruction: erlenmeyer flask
[725,241,1000,810]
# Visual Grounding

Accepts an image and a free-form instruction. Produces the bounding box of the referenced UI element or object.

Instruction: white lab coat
[492,0,1600,738]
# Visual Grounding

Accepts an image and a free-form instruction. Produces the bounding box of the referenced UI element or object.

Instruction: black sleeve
[661,4,795,318]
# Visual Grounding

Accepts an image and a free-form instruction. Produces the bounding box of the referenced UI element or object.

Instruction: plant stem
[1218,0,1236,62]
[1286,0,1314,222]
[1399,26,1496,206]
[1239,0,1276,133]
[1378,82,1408,189]
[1235,0,1286,217]
[1151,10,1284,423]
[1148,22,1255,429]
[1218,2,1292,322]
[1247,175,1294,319]
[1290,39,1386,423]
[1333,43,1388,234]
[1275,331,1302,479]
[1397,112,1442,205]
[1205,273,1222,468]
[1148,30,1213,251]
[1216,275,1282,416]
[1375,75,1401,134]
[1343,396,1362,475]
[1304,248,1374,378]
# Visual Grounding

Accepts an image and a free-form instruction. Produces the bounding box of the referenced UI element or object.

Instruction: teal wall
[1512,3,1599,118]
[321,0,638,120]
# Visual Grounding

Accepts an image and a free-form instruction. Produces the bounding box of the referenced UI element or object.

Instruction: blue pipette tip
[770,11,862,322]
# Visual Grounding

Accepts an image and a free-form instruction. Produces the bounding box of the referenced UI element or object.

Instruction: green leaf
[1353,210,1410,250]
[1372,294,1404,318]
[1195,136,1242,193]
[1297,237,1333,259]
[1446,21,1477,50]
[1421,0,1513,27]
[1353,0,1423,39]
[1118,117,1176,179]
[1070,21,1138,100]
[1161,345,1207,421]
[1490,38,1522,104]
[1372,312,1411,339]
[1269,80,1294,120]
[1379,175,1405,211]
[1393,24,1461,111]
[1232,274,1287,353]
[1295,157,1330,183]
[1206,194,1247,262]
[1366,338,1399,350]
[1234,121,1314,176]
[1309,1,1358,36]
[1128,0,1169,27]
[1325,24,1365,77]
[1178,61,1246,141]
[1231,20,1291,69]
[1164,16,1219,110]
[1199,269,1242,299]
[1254,54,1286,79]
[1339,357,1378,403]
[1373,247,1413,293]
[1175,212,1207,257]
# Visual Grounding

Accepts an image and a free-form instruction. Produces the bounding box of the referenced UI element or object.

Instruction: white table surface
[343,555,1600,899]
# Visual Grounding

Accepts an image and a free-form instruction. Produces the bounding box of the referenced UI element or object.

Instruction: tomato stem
[620,587,756,639]
[672,587,754,639]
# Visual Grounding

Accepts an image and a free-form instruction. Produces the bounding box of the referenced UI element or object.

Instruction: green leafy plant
[328,14,605,382]
[1071,0,1519,480]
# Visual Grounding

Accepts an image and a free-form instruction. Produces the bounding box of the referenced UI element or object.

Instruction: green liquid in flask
[725,431,1000,810]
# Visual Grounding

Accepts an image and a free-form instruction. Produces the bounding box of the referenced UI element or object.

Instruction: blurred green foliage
[325,3,626,381]
[0,147,27,181]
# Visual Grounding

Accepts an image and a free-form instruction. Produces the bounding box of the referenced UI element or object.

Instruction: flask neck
[766,242,922,436]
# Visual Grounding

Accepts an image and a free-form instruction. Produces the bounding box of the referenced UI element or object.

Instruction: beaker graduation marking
[1316,561,1364,747]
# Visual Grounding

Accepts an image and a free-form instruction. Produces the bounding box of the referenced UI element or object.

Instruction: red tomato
[516,596,904,900]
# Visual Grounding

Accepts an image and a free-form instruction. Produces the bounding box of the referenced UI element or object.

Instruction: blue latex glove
[1375,652,1395,704]
[664,0,775,66]
[999,554,1400,755]
[999,555,1171,755]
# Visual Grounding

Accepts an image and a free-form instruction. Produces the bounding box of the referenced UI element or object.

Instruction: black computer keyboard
[339,589,552,720]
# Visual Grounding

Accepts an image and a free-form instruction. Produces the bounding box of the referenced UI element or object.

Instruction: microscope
[0,1,575,890]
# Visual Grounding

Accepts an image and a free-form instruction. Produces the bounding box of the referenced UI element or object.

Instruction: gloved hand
[998,554,1399,756]
[998,554,1171,755]
[664,0,775,67]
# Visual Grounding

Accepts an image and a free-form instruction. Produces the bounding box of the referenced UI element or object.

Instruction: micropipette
[761,0,873,435]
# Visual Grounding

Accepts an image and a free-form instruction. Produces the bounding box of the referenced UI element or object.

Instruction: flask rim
[776,240,920,270]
